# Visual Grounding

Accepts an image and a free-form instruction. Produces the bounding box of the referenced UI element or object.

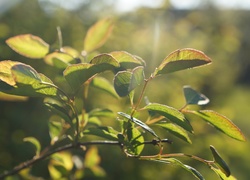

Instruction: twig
[0,139,170,179]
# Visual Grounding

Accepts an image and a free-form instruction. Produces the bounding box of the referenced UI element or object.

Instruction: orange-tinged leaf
[154,48,212,75]
[6,34,49,58]
[84,18,114,53]
[0,60,21,86]
[184,110,246,141]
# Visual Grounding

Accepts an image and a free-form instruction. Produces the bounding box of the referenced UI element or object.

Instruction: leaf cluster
[0,18,246,180]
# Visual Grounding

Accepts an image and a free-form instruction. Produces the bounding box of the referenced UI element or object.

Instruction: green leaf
[211,167,237,180]
[44,98,72,124]
[109,51,145,69]
[154,48,212,76]
[114,71,132,97]
[118,112,160,139]
[9,64,58,97]
[23,137,41,157]
[64,53,119,91]
[155,158,204,180]
[144,103,193,133]
[155,122,192,143]
[91,77,119,98]
[84,126,119,141]
[129,66,145,91]
[48,120,63,144]
[184,110,246,141]
[84,18,114,53]
[11,63,42,84]
[6,34,49,58]
[114,66,144,97]
[89,108,115,118]
[183,85,209,105]
[210,145,231,177]
[44,52,75,69]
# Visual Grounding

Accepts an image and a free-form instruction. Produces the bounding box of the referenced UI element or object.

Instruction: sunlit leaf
[210,145,231,177]
[211,167,237,180]
[184,110,246,141]
[6,34,49,58]
[11,63,41,84]
[183,85,209,105]
[91,76,119,98]
[48,120,63,144]
[0,60,21,86]
[155,122,192,143]
[84,126,119,141]
[23,137,41,157]
[154,48,212,76]
[44,52,75,69]
[155,158,204,180]
[60,46,80,58]
[89,108,115,118]
[44,98,71,124]
[114,71,132,97]
[109,51,145,69]
[49,152,73,179]
[144,103,193,133]
[129,66,145,91]
[126,121,144,155]
[64,53,119,91]
[114,67,144,97]
[118,112,160,139]
[84,18,114,52]
[84,146,106,177]
[9,64,58,97]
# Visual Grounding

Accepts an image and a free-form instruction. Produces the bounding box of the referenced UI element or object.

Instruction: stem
[57,26,63,49]
[131,76,152,116]
[0,139,167,179]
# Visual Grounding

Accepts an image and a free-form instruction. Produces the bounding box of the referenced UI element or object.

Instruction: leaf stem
[131,76,153,116]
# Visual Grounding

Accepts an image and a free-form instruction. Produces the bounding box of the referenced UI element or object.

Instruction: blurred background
[0,0,249,179]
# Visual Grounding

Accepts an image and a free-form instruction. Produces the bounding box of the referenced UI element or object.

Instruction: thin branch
[0,139,169,179]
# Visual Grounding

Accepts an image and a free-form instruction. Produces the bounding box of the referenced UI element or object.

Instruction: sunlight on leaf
[184,110,246,141]
[44,52,75,69]
[118,112,159,139]
[154,158,204,180]
[23,137,41,157]
[183,85,209,105]
[154,48,211,76]
[210,145,231,177]
[64,53,119,91]
[84,18,114,53]
[91,77,119,98]
[129,66,145,91]
[6,34,49,58]
[84,146,106,177]
[126,123,145,155]
[109,51,145,69]
[84,126,119,141]
[211,167,237,180]
[155,122,192,143]
[0,60,21,86]
[114,71,132,97]
[144,103,193,133]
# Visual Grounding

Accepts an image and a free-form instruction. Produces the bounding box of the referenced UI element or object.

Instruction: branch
[0,139,169,179]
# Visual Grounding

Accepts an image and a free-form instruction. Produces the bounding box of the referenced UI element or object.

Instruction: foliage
[0,18,246,179]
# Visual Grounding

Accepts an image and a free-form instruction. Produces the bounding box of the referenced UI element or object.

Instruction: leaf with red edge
[84,18,114,53]
[184,110,246,141]
[154,48,211,76]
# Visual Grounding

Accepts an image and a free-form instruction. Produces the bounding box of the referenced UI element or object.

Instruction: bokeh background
[0,0,249,179]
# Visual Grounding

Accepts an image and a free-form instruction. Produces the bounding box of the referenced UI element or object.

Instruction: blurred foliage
[0,0,249,179]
